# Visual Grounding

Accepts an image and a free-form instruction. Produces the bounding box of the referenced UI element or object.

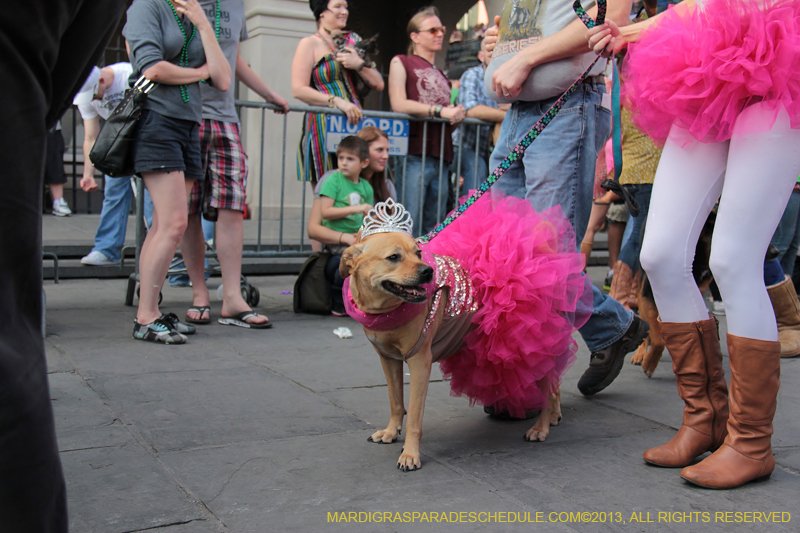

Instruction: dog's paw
[368,428,399,444]
[524,415,551,442]
[641,349,663,378]
[630,350,644,365]
[641,359,659,378]
[549,410,562,427]
[397,451,421,472]
[524,425,549,442]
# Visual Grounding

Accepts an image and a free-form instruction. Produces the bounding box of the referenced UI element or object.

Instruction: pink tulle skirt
[623,0,800,144]
[423,193,592,418]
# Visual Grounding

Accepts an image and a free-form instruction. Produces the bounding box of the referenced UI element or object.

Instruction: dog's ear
[339,243,364,279]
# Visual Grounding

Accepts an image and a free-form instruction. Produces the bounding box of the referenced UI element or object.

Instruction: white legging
[640,103,800,341]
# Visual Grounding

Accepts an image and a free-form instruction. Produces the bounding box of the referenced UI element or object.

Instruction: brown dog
[341,231,562,472]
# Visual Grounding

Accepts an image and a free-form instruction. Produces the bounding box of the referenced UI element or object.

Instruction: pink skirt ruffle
[623,0,800,144]
[423,193,592,418]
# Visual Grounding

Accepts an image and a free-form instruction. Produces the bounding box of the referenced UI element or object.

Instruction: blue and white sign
[326,116,409,156]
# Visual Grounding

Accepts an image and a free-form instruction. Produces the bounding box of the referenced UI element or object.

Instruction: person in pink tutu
[587,0,800,489]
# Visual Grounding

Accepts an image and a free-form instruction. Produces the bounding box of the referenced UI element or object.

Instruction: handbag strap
[599,58,642,217]
[611,60,622,181]
[133,75,156,94]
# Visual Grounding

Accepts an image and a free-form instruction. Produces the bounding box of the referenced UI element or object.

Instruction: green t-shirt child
[319,135,375,236]
[319,171,374,234]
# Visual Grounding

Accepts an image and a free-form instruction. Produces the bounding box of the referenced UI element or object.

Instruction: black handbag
[293,251,333,314]
[89,76,155,177]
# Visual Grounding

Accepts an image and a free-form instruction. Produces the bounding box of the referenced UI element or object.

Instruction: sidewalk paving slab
[41,272,800,532]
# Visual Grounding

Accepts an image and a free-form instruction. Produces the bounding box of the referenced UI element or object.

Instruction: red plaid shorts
[188,119,248,214]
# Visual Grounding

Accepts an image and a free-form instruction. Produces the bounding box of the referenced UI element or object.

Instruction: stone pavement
[43,268,799,533]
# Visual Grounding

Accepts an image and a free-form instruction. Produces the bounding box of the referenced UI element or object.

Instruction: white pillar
[240,0,317,221]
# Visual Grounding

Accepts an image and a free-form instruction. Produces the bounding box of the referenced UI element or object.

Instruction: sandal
[185,306,211,325]
[218,311,272,329]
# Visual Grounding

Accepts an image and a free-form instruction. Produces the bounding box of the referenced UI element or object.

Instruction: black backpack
[293,252,332,314]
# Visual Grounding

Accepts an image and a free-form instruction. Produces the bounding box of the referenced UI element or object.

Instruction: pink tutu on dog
[623,0,800,144]
[423,193,592,419]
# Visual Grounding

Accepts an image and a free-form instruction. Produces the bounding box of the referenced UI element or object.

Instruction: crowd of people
[4,0,800,527]
[65,0,800,490]
[71,0,500,333]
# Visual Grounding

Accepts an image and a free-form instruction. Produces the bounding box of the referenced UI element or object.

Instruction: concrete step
[43,232,611,279]
[44,257,306,281]
[586,250,610,267]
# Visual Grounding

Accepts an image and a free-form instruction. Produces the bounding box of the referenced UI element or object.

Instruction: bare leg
[607,220,625,267]
[49,183,64,201]
[182,209,211,322]
[582,201,610,265]
[217,208,268,323]
[136,171,188,324]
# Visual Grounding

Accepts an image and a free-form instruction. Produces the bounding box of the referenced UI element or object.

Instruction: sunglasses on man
[415,26,446,36]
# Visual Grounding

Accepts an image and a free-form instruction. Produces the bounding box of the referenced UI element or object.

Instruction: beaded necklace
[165,0,221,103]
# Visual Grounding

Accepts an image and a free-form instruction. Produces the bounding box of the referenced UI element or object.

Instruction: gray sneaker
[162,313,196,335]
[133,316,187,344]
[52,198,72,217]
[81,251,117,266]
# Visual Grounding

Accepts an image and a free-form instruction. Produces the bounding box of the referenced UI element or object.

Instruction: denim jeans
[617,184,653,273]
[489,81,633,351]
[325,253,345,311]
[454,146,489,194]
[397,155,450,236]
[771,190,800,275]
[92,176,152,262]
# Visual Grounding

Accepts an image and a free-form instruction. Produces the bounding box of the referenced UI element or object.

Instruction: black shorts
[44,129,67,185]
[132,109,203,180]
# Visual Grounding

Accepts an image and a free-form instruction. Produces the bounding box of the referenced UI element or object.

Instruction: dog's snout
[418,265,434,283]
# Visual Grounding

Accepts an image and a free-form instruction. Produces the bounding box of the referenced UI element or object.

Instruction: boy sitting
[319,135,374,315]
[320,135,374,236]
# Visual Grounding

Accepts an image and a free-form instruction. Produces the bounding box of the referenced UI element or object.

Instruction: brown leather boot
[608,261,633,309]
[643,317,729,467]
[767,275,800,358]
[680,334,779,489]
[626,269,641,311]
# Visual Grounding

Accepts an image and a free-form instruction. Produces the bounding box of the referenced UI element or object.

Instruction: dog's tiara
[360,198,414,238]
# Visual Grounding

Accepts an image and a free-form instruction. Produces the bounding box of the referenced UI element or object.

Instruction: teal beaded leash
[418,0,610,244]
[165,0,221,103]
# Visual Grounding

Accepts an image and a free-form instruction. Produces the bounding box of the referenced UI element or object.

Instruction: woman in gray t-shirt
[123,0,230,344]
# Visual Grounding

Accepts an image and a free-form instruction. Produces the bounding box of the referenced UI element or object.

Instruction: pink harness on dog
[344,252,479,362]
[342,261,434,332]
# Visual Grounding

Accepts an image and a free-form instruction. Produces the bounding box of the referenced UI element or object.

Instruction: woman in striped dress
[291,0,384,184]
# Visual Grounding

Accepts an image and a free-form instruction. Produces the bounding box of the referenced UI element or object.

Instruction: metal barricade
[125,102,493,305]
